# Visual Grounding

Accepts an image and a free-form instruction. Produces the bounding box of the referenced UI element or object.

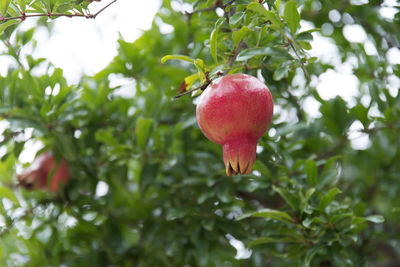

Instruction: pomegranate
[196,74,273,176]
[17,152,70,192]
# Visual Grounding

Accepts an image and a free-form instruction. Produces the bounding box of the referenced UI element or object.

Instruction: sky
[32,0,161,83]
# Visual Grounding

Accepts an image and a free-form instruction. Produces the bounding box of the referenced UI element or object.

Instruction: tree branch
[287,38,310,80]
[174,82,209,98]
[224,40,247,75]
[0,0,116,22]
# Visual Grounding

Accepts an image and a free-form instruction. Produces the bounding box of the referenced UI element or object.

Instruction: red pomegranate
[17,152,70,192]
[196,74,273,176]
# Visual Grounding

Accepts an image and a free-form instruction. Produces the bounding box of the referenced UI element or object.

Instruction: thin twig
[0,0,116,22]
[224,40,247,75]
[174,82,210,99]
[287,39,310,80]
[91,0,117,18]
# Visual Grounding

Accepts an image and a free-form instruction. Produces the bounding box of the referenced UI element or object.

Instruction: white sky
[16,0,161,83]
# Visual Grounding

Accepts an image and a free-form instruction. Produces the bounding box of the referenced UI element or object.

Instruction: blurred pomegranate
[196,74,273,176]
[17,152,70,192]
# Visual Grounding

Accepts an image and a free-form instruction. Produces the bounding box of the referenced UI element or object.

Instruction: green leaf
[330,212,353,225]
[194,58,204,70]
[303,244,323,267]
[284,1,300,34]
[318,155,341,190]
[0,20,20,35]
[365,215,384,223]
[210,28,218,63]
[55,134,76,161]
[236,208,293,224]
[161,55,195,64]
[319,187,341,210]
[229,11,244,27]
[248,236,302,248]
[232,26,249,48]
[272,185,299,210]
[247,2,268,17]
[18,0,26,12]
[95,129,118,147]
[194,59,206,84]
[0,154,15,183]
[247,2,282,25]
[183,73,199,90]
[296,31,314,42]
[302,216,325,229]
[136,117,153,149]
[351,104,370,128]
[298,41,312,50]
[210,17,224,64]
[42,0,57,12]
[305,159,317,187]
[0,0,10,16]
[237,47,291,61]
[305,188,316,201]
[273,61,291,80]
[252,160,271,178]
[0,186,19,205]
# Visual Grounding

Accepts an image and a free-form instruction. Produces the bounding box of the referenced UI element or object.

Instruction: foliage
[0,0,399,266]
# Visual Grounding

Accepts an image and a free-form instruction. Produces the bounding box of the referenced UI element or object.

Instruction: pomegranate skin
[17,152,70,192]
[196,74,273,176]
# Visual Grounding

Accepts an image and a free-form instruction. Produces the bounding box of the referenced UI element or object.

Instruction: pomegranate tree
[17,152,70,192]
[196,74,273,176]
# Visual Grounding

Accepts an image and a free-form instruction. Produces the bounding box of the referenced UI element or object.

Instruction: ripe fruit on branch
[17,152,70,192]
[196,74,273,176]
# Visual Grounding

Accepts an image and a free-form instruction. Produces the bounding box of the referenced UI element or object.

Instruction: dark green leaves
[273,185,299,210]
[237,47,291,61]
[364,215,385,223]
[237,208,294,224]
[135,117,153,149]
[305,159,317,187]
[248,236,303,248]
[0,20,20,35]
[319,187,341,210]
[273,61,291,80]
[247,2,282,26]
[210,18,224,63]
[284,1,300,34]
[232,26,249,48]
[0,0,10,17]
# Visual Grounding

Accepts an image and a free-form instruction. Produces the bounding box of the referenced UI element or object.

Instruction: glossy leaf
[135,117,153,149]
[237,47,290,61]
[236,208,294,224]
[284,1,300,34]
[319,187,341,210]
[161,54,195,64]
